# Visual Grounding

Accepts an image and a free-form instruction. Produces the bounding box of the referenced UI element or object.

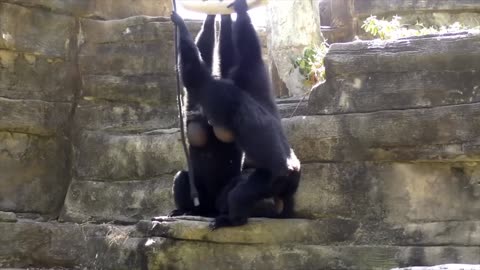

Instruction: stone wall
[306,31,480,223]
[61,16,185,224]
[0,0,174,220]
[0,1,75,218]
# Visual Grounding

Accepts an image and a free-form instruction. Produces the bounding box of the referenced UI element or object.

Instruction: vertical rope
[171,0,200,206]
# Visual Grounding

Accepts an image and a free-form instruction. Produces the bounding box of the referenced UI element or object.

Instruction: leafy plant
[361,15,479,40]
[362,15,403,39]
[292,43,329,86]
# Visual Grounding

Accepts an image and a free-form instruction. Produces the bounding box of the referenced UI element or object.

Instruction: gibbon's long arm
[179,0,268,15]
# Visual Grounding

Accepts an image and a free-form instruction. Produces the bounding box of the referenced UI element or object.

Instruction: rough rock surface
[288,103,480,162]
[58,16,194,224]
[266,0,323,96]
[76,17,180,132]
[353,0,480,16]
[0,211,16,222]
[0,132,69,215]
[73,130,184,181]
[0,220,143,268]
[309,32,480,114]
[146,242,480,270]
[2,1,480,269]
[0,0,172,19]
[60,178,174,224]
[0,2,74,216]
[393,265,480,270]
[293,163,480,222]
[2,219,480,269]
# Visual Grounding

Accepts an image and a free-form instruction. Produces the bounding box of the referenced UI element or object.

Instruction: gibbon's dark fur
[170,0,300,228]
[169,15,242,217]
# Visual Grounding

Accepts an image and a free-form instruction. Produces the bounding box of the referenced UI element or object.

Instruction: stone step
[0,131,69,217]
[143,216,358,245]
[0,2,75,57]
[277,97,309,118]
[76,17,185,133]
[64,96,480,224]
[393,265,480,270]
[0,0,172,20]
[60,178,174,224]
[353,1,480,17]
[139,218,480,269]
[2,219,480,269]
[0,220,141,269]
[0,211,17,222]
[69,96,480,166]
[293,162,480,222]
[61,160,480,224]
[2,268,74,270]
[17,101,480,222]
[61,129,183,223]
[286,103,480,163]
[308,32,480,115]
[142,217,480,246]
[0,97,71,137]
[146,240,480,270]
[73,130,184,181]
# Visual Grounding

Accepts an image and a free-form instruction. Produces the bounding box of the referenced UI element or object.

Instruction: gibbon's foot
[209,215,248,230]
[167,209,189,217]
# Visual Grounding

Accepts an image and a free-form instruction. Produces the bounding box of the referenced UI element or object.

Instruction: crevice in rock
[76,173,175,183]
[306,99,480,117]
[0,129,53,138]
[0,47,64,60]
[0,96,72,104]
[58,17,83,220]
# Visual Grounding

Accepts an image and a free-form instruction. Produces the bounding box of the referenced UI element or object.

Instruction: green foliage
[362,15,402,39]
[292,43,329,86]
[361,15,479,40]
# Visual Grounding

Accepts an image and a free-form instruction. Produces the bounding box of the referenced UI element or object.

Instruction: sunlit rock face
[266,0,323,97]
[0,0,176,221]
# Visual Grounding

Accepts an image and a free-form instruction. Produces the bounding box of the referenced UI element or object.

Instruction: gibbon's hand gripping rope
[171,0,200,207]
